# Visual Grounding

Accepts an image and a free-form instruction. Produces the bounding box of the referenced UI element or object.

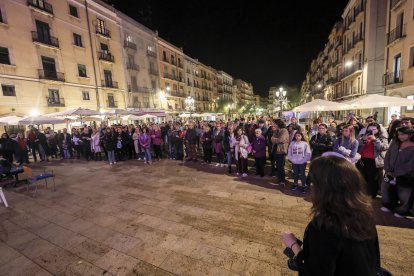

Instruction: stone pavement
[0,159,413,275]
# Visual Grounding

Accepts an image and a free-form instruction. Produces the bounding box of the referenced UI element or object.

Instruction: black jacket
[309,133,333,159]
[185,128,197,144]
[296,219,381,276]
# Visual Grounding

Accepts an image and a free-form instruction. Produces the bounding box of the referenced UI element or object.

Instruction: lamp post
[274,86,287,118]
[185,96,195,118]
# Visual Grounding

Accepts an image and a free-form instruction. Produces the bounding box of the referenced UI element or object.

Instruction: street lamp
[185,96,195,118]
[274,86,287,117]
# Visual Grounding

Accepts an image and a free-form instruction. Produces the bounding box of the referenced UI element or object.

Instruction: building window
[73,33,83,47]
[97,18,105,33]
[394,54,401,80]
[69,4,78,18]
[0,47,10,65]
[82,91,90,100]
[407,96,414,111]
[2,84,15,96]
[0,8,4,23]
[78,64,87,77]
[409,47,414,68]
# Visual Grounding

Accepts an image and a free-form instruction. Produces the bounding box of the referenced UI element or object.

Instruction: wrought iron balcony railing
[387,24,406,45]
[38,69,65,81]
[95,26,111,38]
[98,51,114,62]
[101,80,118,88]
[383,71,403,86]
[124,40,137,50]
[46,97,65,107]
[27,0,53,15]
[32,31,59,48]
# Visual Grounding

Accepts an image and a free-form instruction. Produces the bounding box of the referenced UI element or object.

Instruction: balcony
[169,91,185,98]
[162,57,169,63]
[126,62,139,71]
[31,31,59,48]
[341,62,362,79]
[354,2,364,17]
[353,33,364,45]
[46,97,65,107]
[38,69,65,82]
[149,68,159,76]
[128,85,154,93]
[124,40,137,50]
[177,62,183,69]
[27,0,53,16]
[107,100,118,108]
[383,71,403,86]
[387,25,406,45]
[147,50,157,58]
[98,51,114,63]
[101,80,118,89]
[327,76,338,84]
[95,26,111,38]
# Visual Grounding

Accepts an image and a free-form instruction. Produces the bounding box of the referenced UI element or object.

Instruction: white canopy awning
[0,116,23,125]
[341,94,414,109]
[45,107,101,117]
[293,99,348,112]
[18,115,65,125]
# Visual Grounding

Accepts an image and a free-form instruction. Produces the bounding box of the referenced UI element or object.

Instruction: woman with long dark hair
[381,127,414,218]
[282,156,384,275]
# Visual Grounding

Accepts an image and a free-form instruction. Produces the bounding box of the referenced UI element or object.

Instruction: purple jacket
[150,130,163,145]
[139,133,151,149]
[252,135,266,158]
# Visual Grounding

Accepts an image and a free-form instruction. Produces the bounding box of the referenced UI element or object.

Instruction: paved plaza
[0,159,413,275]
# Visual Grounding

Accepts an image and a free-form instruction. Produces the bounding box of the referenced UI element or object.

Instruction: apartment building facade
[157,38,186,113]
[217,70,234,102]
[384,0,414,117]
[0,0,257,116]
[116,11,159,110]
[234,79,254,106]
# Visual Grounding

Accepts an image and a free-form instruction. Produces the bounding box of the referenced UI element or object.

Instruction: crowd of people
[1,114,414,218]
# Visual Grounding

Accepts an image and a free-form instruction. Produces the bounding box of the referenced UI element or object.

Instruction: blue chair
[23,166,55,197]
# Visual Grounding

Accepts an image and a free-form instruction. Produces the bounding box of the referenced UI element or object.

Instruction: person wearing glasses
[358,116,388,141]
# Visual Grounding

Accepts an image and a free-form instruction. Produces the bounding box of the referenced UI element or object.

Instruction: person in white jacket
[288,132,311,193]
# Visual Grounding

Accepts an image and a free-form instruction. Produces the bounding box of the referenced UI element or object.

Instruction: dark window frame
[82,91,90,100]
[78,64,87,77]
[69,4,79,18]
[2,84,16,96]
[73,33,83,47]
[0,47,10,65]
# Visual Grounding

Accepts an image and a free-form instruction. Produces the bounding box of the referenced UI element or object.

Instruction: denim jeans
[226,151,232,167]
[107,150,115,164]
[292,163,307,186]
[143,148,152,162]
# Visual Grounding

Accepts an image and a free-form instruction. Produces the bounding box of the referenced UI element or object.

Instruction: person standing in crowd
[252,128,267,177]
[201,125,213,164]
[91,128,102,161]
[333,124,360,163]
[309,119,321,138]
[80,127,92,161]
[235,127,249,177]
[309,123,333,160]
[267,124,277,176]
[348,116,364,137]
[356,123,388,198]
[358,116,388,140]
[381,127,414,218]
[103,127,116,165]
[400,117,413,129]
[282,156,383,275]
[223,124,236,174]
[151,124,163,160]
[387,114,400,143]
[184,122,197,162]
[132,127,142,160]
[213,124,224,167]
[71,130,82,159]
[0,133,15,163]
[288,132,311,193]
[271,119,289,186]
[59,128,72,159]
[36,129,49,162]
[139,127,152,164]
[327,121,337,138]
[27,128,39,162]
[16,132,29,165]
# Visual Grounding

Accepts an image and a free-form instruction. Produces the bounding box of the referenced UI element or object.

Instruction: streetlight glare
[345,60,353,67]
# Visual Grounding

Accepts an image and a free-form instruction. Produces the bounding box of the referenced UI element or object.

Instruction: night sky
[108,0,349,96]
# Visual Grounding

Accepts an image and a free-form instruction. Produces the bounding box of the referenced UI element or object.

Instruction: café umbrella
[18,115,65,125]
